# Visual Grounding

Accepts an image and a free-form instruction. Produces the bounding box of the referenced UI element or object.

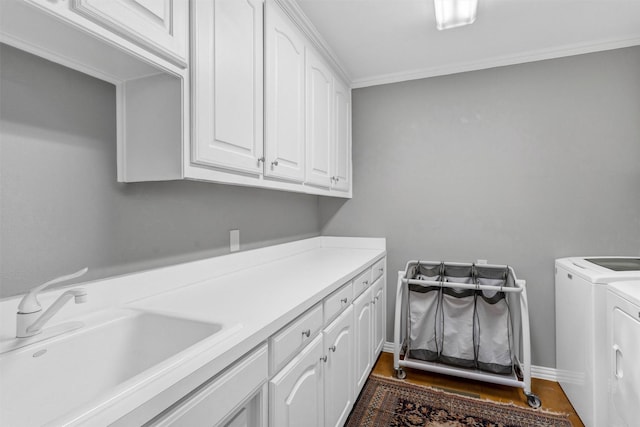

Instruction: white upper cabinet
[2,0,352,197]
[265,0,307,183]
[305,48,334,188]
[70,0,188,67]
[191,0,264,176]
[332,78,351,192]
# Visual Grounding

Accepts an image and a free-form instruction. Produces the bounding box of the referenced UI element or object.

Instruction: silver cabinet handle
[329,345,336,352]
[257,156,265,164]
[321,355,328,362]
[340,297,348,304]
[272,160,279,166]
[302,329,311,337]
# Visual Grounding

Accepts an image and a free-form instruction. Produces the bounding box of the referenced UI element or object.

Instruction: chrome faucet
[16,268,89,338]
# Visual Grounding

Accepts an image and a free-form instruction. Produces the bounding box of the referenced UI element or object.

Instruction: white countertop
[0,236,386,426]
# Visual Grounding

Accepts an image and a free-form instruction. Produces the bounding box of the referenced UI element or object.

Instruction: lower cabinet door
[269,334,324,427]
[149,345,268,426]
[323,306,354,427]
[354,287,373,392]
[220,386,268,427]
[372,277,386,357]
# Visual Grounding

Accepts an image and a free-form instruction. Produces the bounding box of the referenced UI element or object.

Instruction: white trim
[382,342,563,382]
[275,0,352,85]
[352,37,640,89]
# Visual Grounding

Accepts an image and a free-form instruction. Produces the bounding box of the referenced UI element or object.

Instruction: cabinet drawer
[371,258,385,282]
[270,303,323,374]
[324,282,353,325]
[352,268,372,300]
[151,344,268,426]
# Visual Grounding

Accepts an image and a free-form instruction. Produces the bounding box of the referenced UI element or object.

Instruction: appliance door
[609,294,640,426]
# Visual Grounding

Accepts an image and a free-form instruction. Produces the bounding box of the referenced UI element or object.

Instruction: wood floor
[370,352,584,426]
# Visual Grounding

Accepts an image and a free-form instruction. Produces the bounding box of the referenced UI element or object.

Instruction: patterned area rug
[346,375,572,427]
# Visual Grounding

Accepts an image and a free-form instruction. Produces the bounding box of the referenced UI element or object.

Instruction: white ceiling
[296,0,640,87]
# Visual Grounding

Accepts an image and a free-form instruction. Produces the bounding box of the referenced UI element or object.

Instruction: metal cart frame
[393,261,541,408]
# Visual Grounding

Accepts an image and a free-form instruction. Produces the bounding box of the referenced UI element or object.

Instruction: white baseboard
[382,342,561,382]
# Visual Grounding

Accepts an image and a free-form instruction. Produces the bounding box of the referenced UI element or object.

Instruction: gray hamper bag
[439,265,477,369]
[474,266,515,374]
[408,263,442,362]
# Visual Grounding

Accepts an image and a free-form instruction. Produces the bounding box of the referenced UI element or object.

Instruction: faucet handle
[18,267,88,314]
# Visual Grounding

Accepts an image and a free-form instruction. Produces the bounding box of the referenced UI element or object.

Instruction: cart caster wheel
[395,369,407,380]
[525,392,541,409]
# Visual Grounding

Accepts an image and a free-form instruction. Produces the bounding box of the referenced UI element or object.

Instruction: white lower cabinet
[323,306,354,427]
[152,258,385,427]
[269,334,325,427]
[150,344,268,427]
[354,286,374,392]
[372,276,386,357]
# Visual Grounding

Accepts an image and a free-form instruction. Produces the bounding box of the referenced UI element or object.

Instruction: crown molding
[274,0,352,85]
[352,36,640,89]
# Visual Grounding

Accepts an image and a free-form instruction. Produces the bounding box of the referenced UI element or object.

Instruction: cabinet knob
[375,296,379,301]
[379,268,384,272]
[302,329,311,338]
[329,345,336,352]
[335,177,340,182]
[363,280,369,286]
[257,156,265,165]
[320,355,328,363]
[340,297,348,304]
[271,160,279,167]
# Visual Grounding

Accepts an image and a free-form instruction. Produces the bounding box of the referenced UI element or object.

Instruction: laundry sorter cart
[393,260,541,408]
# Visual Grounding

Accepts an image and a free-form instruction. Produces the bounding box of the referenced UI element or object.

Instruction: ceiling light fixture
[434,0,478,30]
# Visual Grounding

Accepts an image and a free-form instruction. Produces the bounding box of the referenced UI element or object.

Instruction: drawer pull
[340,297,348,304]
[302,329,311,338]
[329,345,336,352]
[320,355,328,363]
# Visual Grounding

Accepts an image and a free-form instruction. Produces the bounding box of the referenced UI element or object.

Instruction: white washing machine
[555,257,640,427]
[606,281,640,427]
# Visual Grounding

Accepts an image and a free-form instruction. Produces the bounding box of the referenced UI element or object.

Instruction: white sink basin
[0,310,234,426]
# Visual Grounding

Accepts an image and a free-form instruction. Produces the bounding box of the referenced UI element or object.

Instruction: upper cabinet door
[191,0,264,176]
[332,79,351,192]
[71,0,188,67]
[264,0,306,183]
[305,49,333,188]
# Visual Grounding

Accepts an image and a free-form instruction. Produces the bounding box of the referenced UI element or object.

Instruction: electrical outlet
[230,229,239,252]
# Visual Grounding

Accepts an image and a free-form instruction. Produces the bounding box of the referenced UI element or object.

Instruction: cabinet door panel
[324,306,354,427]
[150,345,268,426]
[265,0,306,182]
[332,79,351,192]
[71,0,188,66]
[192,0,264,175]
[270,335,324,427]
[305,49,333,188]
[372,277,386,357]
[354,287,373,392]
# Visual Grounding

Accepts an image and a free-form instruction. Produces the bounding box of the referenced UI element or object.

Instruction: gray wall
[320,46,640,368]
[0,44,320,298]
